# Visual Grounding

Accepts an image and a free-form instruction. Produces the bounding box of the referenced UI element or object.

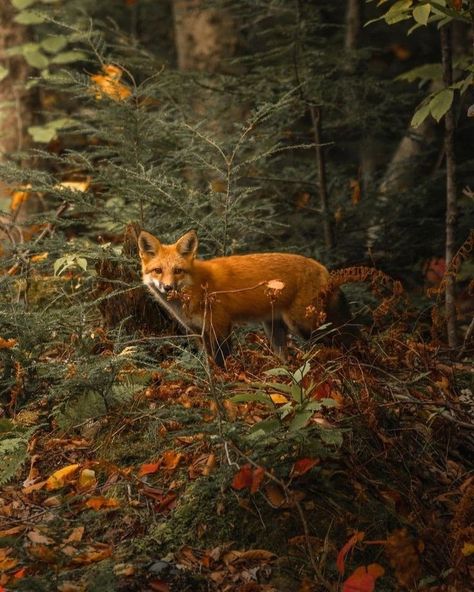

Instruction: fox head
[138,230,198,295]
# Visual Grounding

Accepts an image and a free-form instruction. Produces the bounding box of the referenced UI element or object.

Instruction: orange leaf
[342,564,384,592]
[337,531,365,575]
[70,543,112,565]
[161,450,183,471]
[291,458,319,477]
[149,580,170,592]
[45,464,80,490]
[0,337,17,349]
[138,462,160,477]
[13,567,26,579]
[84,496,120,511]
[250,466,265,493]
[90,64,131,101]
[232,464,253,490]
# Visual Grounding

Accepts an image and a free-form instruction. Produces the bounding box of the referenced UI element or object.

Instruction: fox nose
[163,284,174,293]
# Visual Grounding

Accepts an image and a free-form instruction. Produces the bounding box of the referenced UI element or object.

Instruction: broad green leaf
[319,428,343,446]
[41,35,68,54]
[290,382,303,404]
[292,361,311,383]
[230,392,272,405]
[397,63,442,84]
[0,66,8,82]
[14,9,46,24]
[411,101,432,128]
[384,0,413,25]
[250,381,293,395]
[412,3,431,25]
[47,117,75,129]
[264,367,290,377]
[320,397,338,408]
[23,48,49,69]
[12,0,36,8]
[248,418,280,438]
[51,51,88,64]
[429,88,454,122]
[27,125,56,143]
[76,258,88,271]
[289,410,313,432]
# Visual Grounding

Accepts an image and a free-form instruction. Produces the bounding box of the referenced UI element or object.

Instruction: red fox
[138,230,355,366]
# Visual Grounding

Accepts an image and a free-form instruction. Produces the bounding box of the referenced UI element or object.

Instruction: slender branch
[441,24,458,349]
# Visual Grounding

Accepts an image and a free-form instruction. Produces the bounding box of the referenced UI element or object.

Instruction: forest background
[0,1,473,591]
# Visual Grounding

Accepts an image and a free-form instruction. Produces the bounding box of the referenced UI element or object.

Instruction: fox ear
[176,230,198,257]
[138,231,161,258]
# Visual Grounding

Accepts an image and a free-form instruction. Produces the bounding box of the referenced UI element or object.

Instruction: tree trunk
[345,0,361,51]
[0,3,33,180]
[310,106,334,250]
[441,24,458,349]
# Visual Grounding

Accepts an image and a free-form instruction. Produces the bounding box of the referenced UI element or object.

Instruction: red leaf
[291,458,319,477]
[336,531,365,575]
[250,466,265,493]
[342,564,384,592]
[138,462,160,477]
[232,464,253,490]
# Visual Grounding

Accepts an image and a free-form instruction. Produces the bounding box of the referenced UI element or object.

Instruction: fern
[0,422,39,486]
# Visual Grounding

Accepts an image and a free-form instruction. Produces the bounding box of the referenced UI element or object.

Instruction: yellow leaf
[31,252,48,263]
[269,393,288,404]
[90,64,131,101]
[55,179,90,192]
[461,542,474,557]
[77,468,96,491]
[45,464,80,490]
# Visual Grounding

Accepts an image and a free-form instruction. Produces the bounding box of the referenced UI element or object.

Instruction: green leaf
[230,392,272,405]
[264,367,290,377]
[429,88,454,122]
[23,48,49,69]
[27,125,57,143]
[292,361,311,383]
[248,418,281,438]
[411,101,432,128]
[41,35,68,54]
[412,3,431,25]
[51,51,88,64]
[319,428,343,446]
[14,9,46,24]
[46,117,75,129]
[384,0,413,24]
[320,398,338,408]
[0,66,8,82]
[12,0,36,8]
[289,410,313,432]
[76,257,88,271]
[290,382,303,404]
[397,63,442,84]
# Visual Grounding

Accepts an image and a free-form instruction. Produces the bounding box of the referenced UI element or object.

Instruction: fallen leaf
[0,526,25,537]
[461,542,474,557]
[138,462,160,477]
[149,580,170,592]
[0,337,17,349]
[45,464,80,490]
[77,469,96,490]
[65,526,84,543]
[291,458,320,477]
[202,453,217,476]
[264,483,286,508]
[337,531,365,575]
[250,466,265,494]
[84,496,120,511]
[269,393,288,404]
[70,543,112,565]
[342,564,384,592]
[232,464,253,490]
[161,450,184,470]
[90,64,131,101]
[27,530,55,545]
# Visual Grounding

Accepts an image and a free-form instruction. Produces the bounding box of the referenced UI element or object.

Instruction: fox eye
[152,267,162,274]
[174,267,184,274]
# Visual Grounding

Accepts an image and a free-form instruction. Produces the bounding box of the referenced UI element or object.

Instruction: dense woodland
[0,1,473,591]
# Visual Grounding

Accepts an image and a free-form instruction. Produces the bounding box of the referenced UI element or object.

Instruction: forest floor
[1,326,473,592]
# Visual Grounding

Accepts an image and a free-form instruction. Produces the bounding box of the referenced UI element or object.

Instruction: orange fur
[138,230,353,366]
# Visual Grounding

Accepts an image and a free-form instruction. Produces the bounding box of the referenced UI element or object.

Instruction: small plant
[230,361,343,446]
